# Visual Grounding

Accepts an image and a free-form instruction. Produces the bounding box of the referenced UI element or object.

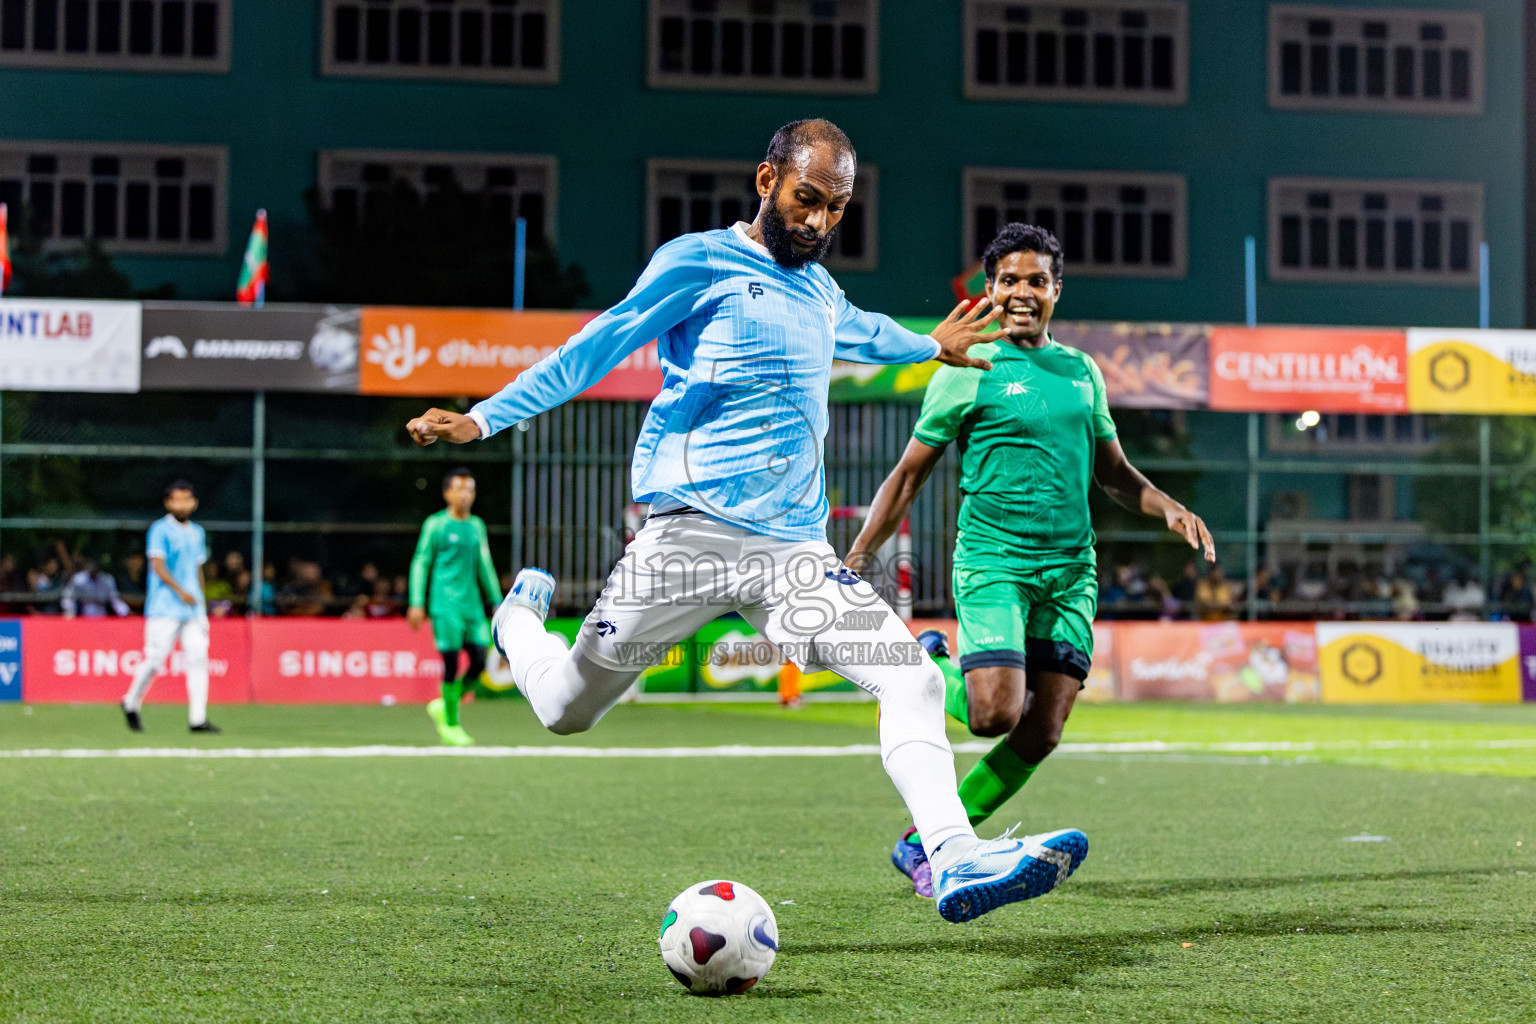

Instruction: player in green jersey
[849,223,1216,898]
[408,467,502,746]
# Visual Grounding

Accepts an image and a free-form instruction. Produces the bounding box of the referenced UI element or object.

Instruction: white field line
[0,738,1534,759]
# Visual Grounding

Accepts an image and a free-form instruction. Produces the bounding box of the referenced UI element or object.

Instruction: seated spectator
[341,593,370,619]
[117,552,147,612]
[1169,561,1198,617]
[203,561,234,618]
[28,549,69,614]
[1443,571,1486,621]
[277,559,334,616]
[1195,563,1237,621]
[60,559,130,618]
[365,579,401,618]
[1391,577,1419,621]
[257,563,277,616]
[1498,569,1534,623]
[0,554,23,614]
[1099,567,1128,616]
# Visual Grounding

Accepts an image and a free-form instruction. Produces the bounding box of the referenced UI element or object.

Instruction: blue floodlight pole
[513,217,527,311]
[1243,236,1259,619]
[1244,235,1258,328]
[1478,241,1490,329]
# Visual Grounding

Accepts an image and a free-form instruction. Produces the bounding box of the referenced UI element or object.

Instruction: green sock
[936,657,969,728]
[441,680,462,727]
[957,740,1039,828]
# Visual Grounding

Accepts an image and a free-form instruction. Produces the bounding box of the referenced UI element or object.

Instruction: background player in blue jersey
[121,480,220,734]
[406,121,1090,923]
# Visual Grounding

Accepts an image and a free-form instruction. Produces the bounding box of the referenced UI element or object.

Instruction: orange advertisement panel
[358,306,664,400]
[1114,622,1319,702]
[1209,327,1407,412]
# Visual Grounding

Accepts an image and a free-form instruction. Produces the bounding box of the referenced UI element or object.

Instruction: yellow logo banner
[1407,329,1536,413]
[1317,622,1522,704]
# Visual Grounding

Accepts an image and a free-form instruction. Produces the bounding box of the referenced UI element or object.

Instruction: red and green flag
[950,260,986,301]
[0,201,12,297]
[235,208,268,306]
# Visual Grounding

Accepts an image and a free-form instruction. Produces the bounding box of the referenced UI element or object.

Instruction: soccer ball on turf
[658,879,778,996]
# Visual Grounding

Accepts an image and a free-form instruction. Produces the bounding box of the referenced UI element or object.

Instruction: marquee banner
[1406,328,1536,414]
[1316,622,1522,704]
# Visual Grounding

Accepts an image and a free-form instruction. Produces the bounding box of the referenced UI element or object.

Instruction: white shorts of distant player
[122,615,211,726]
[500,513,974,856]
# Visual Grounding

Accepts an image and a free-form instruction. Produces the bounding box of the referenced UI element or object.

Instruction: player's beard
[761,186,837,269]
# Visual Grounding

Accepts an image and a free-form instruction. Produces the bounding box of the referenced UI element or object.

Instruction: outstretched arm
[1094,438,1215,562]
[407,235,712,446]
[835,297,1005,370]
[846,439,946,573]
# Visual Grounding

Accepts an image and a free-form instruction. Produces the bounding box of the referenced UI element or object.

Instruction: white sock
[185,656,209,726]
[882,738,978,863]
[505,608,637,734]
[122,662,157,713]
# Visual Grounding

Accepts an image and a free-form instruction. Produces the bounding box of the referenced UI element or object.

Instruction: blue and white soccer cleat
[891,826,934,899]
[915,628,951,660]
[933,827,1089,924]
[492,568,556,658]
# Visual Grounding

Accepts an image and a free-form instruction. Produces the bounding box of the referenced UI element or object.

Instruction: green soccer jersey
[408,510,501,617]
[912,336,1117,568]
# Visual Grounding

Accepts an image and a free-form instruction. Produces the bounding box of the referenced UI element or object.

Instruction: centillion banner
[1317,622,1522,704]
[1406,328,1536,413]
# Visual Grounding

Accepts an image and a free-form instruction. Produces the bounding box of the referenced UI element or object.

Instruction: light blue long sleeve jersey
[468,224,941,542]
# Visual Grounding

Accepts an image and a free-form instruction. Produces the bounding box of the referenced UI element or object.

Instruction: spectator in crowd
[28,543,71,613]
[1443,570,1486,621]
[1098,567,1127,616]
[202,560,235,617]
[1149,575,1180,621]
[1195,562,1237,621]
[1169,561,1198,616]
[117,552,147,611]
[61,559,130,618]
[277,558,333,616]
[255,563,277,616]
[1419,566,1446,609]
[365,578,401,618]
[1498,568,1534,623]
[1391,576,1419,621]
[342,593,370,619]
[0,554,24,613]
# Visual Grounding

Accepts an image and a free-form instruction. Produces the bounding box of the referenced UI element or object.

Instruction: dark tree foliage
[296,179,589,308]
[5,226,175,299]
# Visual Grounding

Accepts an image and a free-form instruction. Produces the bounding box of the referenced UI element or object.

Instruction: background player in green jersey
[849,223,1216,898]
[408,467,502,746]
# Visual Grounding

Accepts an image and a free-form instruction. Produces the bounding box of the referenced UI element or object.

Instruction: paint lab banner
[1113,622,1320,702]
[1407,328,1536,414]
[20,617,251,704]
[357,306,663,400]
[828,319,1210,408]
[1209,327,1408,412]
[1317,622,1523,704]
[0,298,141,392]
[140,303,360,392]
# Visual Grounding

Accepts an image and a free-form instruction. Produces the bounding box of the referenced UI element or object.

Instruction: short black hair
[983,222,1064,283]
[164,479,195,498]
[442,467,475,490]
[764,119,856,175]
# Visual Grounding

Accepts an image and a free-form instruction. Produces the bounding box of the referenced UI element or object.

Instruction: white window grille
[0,0,230,71]
[321,0,559,84]
[648,0,877,94]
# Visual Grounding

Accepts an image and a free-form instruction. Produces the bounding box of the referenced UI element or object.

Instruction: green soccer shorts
[953,560,1097,682]
[431,608,492,652]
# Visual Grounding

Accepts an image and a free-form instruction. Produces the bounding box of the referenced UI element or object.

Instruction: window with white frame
[1268,4,1483,114]
[318,150,556,243]
[0,141,225,254]
[646,159,877,271]
[1269,177,1482,285]
[1268,412,1440,453]
[0,0,229,71]
[322,0,559,84]
[965,0,1186,104]
[649,0,877,94]
[964,168,1185,277]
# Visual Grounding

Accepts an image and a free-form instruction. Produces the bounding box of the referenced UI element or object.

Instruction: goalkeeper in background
[408,467,502,746]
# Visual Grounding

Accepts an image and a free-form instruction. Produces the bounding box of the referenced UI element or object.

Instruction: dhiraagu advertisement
[1317,622,1523,704]
[1406,328,1536,413]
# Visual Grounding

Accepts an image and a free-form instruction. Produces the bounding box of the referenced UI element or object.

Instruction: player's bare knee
[967,687,1024,737]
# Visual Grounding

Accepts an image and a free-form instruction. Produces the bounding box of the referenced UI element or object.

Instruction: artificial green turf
[2,701,1534,1023]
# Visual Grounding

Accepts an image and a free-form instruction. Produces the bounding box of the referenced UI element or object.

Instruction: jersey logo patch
[747,282,764,299]
[825,568,862,586]
[1004,382,1028,397]
[592,620,617,637]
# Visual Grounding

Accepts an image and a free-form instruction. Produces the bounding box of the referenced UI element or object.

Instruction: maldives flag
[950,260,985,301]
[0,201,12,296]
[235,208,268,306]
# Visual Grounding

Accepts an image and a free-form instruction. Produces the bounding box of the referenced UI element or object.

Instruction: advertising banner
[1114,622,1319,702]
[140,303,360,392]
[480,616,693,695]
[1516,626,1536,703]
[0,620,19,702]
[357,307,664,401]
[1317,622,1522,704]
[248,618,445,704]
[1208,327,1407,412]
[20,617,250,704]
[0,298,141,392]
[828,319,1209,408]
[1406,328,1536,414]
